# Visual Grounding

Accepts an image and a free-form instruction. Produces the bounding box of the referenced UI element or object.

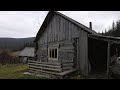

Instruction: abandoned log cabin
[28,11,120,77]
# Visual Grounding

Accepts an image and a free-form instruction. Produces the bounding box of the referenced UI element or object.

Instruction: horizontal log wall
[36,40,75,63]
[58,41,74,63]
[28,60,74,74]
[36,44,48,62]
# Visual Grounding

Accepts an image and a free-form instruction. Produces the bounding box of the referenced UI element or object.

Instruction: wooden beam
[106,42,110,77]
[88,35,120,44]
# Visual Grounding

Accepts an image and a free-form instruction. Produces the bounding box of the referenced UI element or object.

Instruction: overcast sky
[0,11,120,38]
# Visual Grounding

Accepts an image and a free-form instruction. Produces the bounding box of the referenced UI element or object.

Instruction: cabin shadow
[88,37,107,74]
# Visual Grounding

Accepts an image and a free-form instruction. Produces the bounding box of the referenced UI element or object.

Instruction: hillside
[0,37,35,51]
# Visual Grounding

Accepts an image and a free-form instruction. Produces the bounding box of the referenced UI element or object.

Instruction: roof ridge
[54,11,97,34]
[34,11,98,42]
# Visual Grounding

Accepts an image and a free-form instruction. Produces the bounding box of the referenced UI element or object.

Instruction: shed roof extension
[89,34,120,44]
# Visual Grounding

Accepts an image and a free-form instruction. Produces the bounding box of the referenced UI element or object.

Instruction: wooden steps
[28,63,61,69]
[28,68,77,78]
[29,66,62,72]
[28,60,61,66]
[28,68,61,75]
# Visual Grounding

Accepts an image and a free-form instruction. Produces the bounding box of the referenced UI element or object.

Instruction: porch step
[28,68,61,75]
[28,63,61,69]
[28,60,61,66]
[28,68,77,78]
[29,66,62,72]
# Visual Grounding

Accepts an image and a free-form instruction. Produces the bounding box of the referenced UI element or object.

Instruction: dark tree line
[101,20,120,37]
[0,37,35,52]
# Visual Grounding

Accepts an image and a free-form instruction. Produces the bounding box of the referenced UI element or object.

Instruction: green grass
[0,64,45,79]
[0,64,109,79]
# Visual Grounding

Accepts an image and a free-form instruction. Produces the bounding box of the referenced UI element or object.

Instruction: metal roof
[19,47,35,57]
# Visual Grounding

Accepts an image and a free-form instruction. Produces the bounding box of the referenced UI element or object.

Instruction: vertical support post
[107,42,110,77]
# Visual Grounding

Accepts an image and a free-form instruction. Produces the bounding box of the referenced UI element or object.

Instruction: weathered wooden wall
[38,14,80,44]
[36,13,90,75]
[78,30,89,75]
[36,14,80,63]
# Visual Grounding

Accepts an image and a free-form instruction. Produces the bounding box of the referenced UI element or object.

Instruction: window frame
[48,47,58,61]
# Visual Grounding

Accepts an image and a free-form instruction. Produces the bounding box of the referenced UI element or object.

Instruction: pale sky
[0,11,120,38]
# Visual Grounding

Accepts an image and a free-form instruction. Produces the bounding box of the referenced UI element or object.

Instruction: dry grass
[0,64,44,79]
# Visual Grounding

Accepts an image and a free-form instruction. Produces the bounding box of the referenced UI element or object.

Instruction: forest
[0,37,35,52]
[100,20,120,37]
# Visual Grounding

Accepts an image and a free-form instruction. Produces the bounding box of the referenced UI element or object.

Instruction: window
[48,48,58,60]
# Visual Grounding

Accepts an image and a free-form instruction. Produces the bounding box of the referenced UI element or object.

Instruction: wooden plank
[29,68,77,76]
[28,60,61,65]
[37,13,81,44]
[62,67,73,71]
[48,44,59,48]
[62,63,74,67]
[106,42,110,77]
[78,30,89,75]
[29,68,60,75]
[28,63,61,68]
[29,66,62,72]
[59,69,77,76]
[62,61,74,64]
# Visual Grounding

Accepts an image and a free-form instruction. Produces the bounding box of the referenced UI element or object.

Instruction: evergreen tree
[112,20,115,31]
[103,19,120,37]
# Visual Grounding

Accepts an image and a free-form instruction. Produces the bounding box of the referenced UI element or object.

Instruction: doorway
[88,37,108,73]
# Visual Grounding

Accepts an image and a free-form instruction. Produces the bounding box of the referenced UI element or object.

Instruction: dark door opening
[88,37,108,73]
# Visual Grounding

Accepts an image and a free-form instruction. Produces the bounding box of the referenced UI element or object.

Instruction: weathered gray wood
[62,67,73,71]
[34,12,90,76]
[29,68,77,76]
[29,66,62,72]
[29,68,60,75]
[28,63,61,68]
[59,69,77,76]
[107,42,110,77]
[37,14,80,45]
[28,60,61,65]
[62,63,74,67]
[78,29,89,75]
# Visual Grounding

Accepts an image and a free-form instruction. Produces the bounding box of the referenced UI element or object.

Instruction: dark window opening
[52,49,54,58]
[50,49,52,57]
[55,49,57,58]
[49,48,58,59]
